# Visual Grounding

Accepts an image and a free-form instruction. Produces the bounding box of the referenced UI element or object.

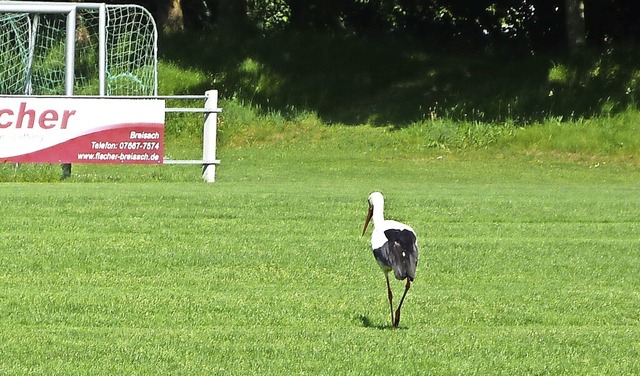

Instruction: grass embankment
[159,31,640,171]
[2,32,640,181]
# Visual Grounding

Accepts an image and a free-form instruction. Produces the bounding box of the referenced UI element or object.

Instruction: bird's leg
[385,273,394,328]
[394,279,411,328]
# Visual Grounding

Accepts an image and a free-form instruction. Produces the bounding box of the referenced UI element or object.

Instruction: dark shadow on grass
[160,30,640,127]
[358,314,409,330]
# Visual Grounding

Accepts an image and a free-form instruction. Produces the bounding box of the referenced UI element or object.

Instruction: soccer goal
[0,1,157,96]
[1,2,221,182]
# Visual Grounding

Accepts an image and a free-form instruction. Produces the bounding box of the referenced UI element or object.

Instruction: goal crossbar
[0,2,108,12]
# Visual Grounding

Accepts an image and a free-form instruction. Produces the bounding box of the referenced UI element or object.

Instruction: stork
[362,191,419,328]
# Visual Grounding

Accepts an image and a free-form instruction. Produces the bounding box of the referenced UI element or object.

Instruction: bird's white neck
[369,194,385,227]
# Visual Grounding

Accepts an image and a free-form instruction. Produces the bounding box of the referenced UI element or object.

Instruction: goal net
[0,2,157,96]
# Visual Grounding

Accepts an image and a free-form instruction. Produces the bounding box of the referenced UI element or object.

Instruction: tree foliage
[101,0,638,51]
[145,0,640,49]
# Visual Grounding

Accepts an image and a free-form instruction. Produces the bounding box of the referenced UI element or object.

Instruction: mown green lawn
[1,142,639,374]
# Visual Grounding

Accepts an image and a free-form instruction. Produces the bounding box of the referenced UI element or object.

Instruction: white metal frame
[1,90,222,183]
[163,90,221,183]
[0,1,158,96]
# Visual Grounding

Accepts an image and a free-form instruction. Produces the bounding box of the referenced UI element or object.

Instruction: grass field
[2,31,640,374]
[1,138,639,374]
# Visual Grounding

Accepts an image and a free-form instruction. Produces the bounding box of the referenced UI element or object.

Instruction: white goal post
[0,1,157,96]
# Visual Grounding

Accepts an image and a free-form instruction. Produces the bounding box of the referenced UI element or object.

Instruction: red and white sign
[0,97,165,164]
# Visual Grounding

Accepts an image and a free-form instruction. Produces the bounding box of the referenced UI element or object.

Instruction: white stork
[362,191,419,328]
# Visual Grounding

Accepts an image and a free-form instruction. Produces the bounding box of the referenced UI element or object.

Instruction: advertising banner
[0,97,165,164]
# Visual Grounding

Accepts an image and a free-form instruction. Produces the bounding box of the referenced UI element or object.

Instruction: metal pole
[25,13,39,95]
[202,90,218,183]
[61,8,76,179]
[64,8,76,96]
[98,3,106,96]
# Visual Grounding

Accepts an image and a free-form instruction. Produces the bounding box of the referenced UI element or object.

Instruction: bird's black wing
[383,229,418,281]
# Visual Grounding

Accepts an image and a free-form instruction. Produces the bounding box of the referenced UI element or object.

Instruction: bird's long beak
[362,205,373,236]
